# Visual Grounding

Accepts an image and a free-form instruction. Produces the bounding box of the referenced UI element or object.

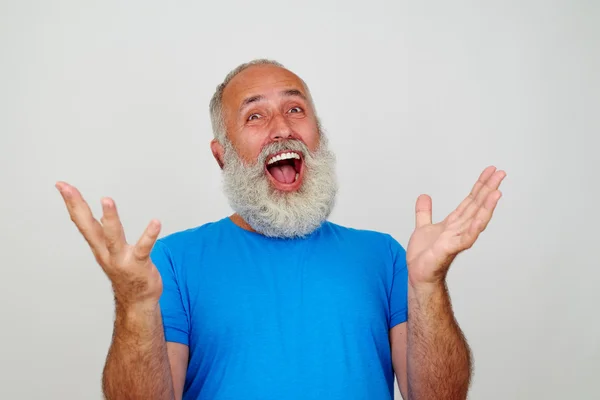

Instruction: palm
[406,166,506,285]
[56,182,164,306]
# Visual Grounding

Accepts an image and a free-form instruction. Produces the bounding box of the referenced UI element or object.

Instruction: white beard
[222,135,338,238]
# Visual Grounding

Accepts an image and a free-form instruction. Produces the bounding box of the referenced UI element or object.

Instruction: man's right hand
[56,182,163,310]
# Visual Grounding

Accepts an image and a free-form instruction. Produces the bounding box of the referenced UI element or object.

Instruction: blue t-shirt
[151,217,408,400]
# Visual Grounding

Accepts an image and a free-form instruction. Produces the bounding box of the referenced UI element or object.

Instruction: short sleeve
[388,236,409,328]
[151,240,190,346]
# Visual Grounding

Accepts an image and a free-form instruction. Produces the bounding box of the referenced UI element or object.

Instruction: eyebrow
[239,95,265,110]
[281,89,307,101]
[239,89,307,112]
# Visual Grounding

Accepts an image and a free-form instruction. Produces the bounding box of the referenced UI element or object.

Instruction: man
[56,59,505,400]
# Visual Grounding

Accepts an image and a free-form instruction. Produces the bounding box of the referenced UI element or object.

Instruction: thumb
[415,194,432,228]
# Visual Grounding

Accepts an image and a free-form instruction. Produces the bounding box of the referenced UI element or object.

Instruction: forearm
[103,302,174,400]
[407,282,472,400]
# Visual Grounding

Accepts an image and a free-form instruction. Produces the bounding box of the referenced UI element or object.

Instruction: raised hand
[56,182,163,309]
[406,166,506,287]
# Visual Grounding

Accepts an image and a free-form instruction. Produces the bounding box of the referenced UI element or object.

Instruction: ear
[211,139,225,169]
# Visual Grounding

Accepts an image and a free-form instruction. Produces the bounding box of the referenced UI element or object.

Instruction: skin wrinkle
[220,68,318,153]
[214,64,337,238]
[239,90,308,114]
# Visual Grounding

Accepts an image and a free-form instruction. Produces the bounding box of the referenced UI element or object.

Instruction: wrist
[409,273,446,293]
[408,279,448,306]
[113,300,163,340]
[115,299,160,321]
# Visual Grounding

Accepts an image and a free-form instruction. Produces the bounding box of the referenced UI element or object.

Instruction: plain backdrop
[1,0,598,399]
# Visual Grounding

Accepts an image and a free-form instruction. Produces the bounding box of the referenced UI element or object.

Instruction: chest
[183,240,392,344]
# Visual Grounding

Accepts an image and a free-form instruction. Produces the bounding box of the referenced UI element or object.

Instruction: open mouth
[265,151,304,191]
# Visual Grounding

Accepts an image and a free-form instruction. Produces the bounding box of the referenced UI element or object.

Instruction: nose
[269,113,293,141]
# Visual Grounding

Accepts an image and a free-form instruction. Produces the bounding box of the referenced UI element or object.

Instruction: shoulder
[156,217,231,252]
[321,221,406,255]
[151,217,233,275]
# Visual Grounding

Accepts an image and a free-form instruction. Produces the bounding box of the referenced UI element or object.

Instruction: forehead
[222,65,307,112]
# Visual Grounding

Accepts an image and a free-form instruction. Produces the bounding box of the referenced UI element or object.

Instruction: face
[212,64,338,238]
[213,65,320,192]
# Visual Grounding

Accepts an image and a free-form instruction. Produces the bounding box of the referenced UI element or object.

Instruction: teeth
[295,173,299,181]
[267,152,301,165]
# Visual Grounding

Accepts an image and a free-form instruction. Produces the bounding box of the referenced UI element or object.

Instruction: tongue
[269,164,296,184]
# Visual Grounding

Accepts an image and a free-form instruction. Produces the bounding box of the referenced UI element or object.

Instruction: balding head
[209,59,317,145]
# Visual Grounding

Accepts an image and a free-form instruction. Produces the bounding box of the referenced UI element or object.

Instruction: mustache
[257,139,310,165]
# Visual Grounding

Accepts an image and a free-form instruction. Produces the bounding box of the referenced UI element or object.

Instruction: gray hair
[209,59,317,144]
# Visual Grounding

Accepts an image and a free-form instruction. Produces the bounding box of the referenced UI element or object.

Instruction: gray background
[1,0,598,399]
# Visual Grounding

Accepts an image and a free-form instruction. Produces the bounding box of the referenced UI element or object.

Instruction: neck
[229,213,257,233]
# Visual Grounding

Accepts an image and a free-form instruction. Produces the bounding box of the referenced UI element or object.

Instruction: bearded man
[57,59,506,400]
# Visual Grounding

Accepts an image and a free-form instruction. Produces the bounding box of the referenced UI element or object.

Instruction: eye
[288,106,303,114]
[247,113,261,121]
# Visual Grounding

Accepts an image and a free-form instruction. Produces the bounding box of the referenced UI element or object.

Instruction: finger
[459,190,502,250]
[415,194,433,228]
[454,166,496,216]
[100,198,127,255]
[133,219,162,261]
[460,170,506,221]
[56,182,109,258]
[468,190,502,234]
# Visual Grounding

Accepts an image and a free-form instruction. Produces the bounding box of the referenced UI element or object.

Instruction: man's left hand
[406,166,506,288]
